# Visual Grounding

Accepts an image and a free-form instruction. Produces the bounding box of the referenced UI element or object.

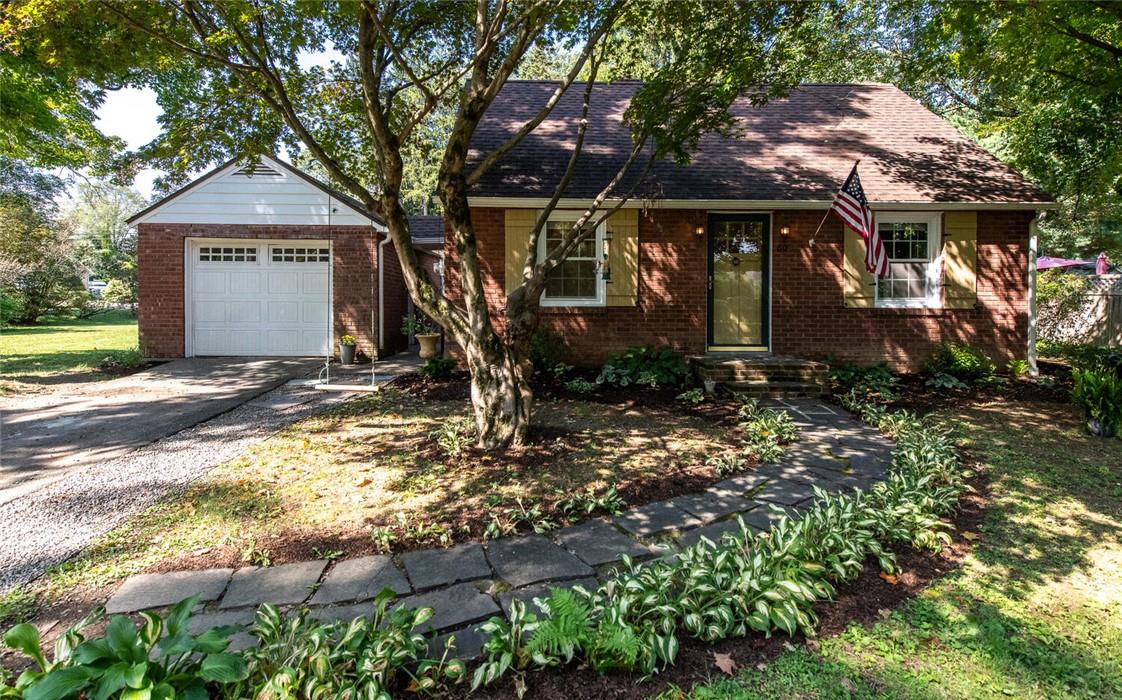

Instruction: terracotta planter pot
[416,333,440,360]
[339,343,356,365]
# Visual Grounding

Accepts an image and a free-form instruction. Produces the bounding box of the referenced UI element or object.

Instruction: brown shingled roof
[467,81,1051,204]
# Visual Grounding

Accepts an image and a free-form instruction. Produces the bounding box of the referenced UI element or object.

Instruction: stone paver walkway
[101,399,891,661]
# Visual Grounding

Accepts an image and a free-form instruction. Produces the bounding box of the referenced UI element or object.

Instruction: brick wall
[137,223,383,358]
[445,207,1033,371]
[771,210,1032,370]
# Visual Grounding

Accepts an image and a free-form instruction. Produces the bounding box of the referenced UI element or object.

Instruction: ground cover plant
[0,310,140,395]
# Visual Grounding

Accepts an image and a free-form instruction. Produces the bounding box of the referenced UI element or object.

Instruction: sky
[89,44,344,202]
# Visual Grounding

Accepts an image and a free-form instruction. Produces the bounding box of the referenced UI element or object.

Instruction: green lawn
[673,399,1122,699]
[0,311,139,394]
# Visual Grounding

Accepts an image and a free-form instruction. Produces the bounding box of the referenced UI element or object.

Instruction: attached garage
[187,239,330,356]
[130,155,423,360]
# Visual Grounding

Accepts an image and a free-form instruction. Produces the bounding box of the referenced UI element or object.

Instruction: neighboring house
[130,155,438,359]
[447,81,1055,370]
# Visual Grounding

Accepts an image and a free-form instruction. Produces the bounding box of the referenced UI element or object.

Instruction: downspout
[1028,211,1044,376]
[378,231,391,355]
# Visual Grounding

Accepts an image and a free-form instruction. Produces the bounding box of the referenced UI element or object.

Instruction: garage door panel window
[199,246,257,262]
[272,246,329,263]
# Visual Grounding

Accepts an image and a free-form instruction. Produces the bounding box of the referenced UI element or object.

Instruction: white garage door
[188,239,330,356]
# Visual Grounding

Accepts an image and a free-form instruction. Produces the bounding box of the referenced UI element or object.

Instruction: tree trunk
[462,336,534,449]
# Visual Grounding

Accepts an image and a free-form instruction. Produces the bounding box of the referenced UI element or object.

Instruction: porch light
[602,231,612,282]
[780,226,791,237]
[694,224,706,236]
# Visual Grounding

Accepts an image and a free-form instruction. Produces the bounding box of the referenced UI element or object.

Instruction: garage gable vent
[232,162,283,178]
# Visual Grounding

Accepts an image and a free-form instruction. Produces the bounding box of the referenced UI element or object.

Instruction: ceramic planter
[416,333,440,360]
[339,343,357,365]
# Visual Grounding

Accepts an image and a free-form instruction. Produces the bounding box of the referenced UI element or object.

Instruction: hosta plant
[3,594,247,700]
[226,589,464,700]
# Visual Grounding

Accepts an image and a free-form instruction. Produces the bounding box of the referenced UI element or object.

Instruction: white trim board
[467,197,1057,212]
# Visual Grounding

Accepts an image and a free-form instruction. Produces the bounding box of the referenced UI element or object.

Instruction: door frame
[184,237,333,357]
[706,212,772,352]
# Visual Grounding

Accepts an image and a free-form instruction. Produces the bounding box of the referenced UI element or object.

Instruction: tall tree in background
[64,181,145,306]
[875,0,1122,257]
[4,0,836,449]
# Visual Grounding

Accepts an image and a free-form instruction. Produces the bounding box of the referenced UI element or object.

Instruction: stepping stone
[754,462,818,483]
[741,505,793,531]
[309,555,410,605]
[614,499,702,537]
[498,577,598,618]
[712,472,770,495]
[754,479,818,506]
[553,519,653,567]
[306,601,375,625]
[429,625,489,662]
[402,543,490,591]
[220,560,327,609]
[106,569,233,613]
[488,535,593,588]
[677,518,750,550]
[248,393,316,410]
[185,609,258,651]
[399,582,500,633]
[669,490,756,523]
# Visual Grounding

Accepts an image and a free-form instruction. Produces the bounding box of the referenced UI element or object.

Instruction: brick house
[447,81,1054,371]
[130,155,440,360]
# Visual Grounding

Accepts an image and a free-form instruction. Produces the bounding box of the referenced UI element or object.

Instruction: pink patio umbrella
[1037,255,1089,271]
[1097,252,1109,275]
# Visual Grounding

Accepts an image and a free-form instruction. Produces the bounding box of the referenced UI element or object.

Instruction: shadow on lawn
[948,401,1122,604]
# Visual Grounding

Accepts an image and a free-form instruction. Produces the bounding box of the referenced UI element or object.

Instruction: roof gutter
[466,197,1060,212]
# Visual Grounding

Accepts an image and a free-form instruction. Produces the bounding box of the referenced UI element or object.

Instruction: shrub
[706,452,749,477]
[226,589,464,699]
[563,377,596,394]
[558,486,626,517]
[1071,368,1122,436]
[924,342,995,380]
[1038,340,1122,376]
[421,356,456,379]
[597,346,689,388]
[401,313,438,336]
[829,361,898,399]
[676,388,705,404]
[926,372,968,390]
[100,278,133,305]
[529,327,565,374]
[4,594,247,700]
[0,291,23,326]
[1006,359,1031,377]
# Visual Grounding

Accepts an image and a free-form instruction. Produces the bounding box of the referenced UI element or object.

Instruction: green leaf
[91,662,131,700]
[191,626,235,654]
[4,623,46,669]
[105,615,140,661]
[25,667,91,700]
[199,652,249,682]
[119,683,153,700]
[124,662,148,689]
[166,594,201,637]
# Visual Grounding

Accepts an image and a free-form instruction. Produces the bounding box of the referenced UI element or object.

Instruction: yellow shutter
[504,209,537,295]
[843,225,876,308]
[943,211,978,309]
[606,209,639,307]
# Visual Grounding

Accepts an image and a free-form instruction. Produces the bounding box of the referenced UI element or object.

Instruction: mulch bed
[464,464,990,700]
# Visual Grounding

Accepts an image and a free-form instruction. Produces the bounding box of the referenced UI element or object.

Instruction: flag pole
[810,159,860,245]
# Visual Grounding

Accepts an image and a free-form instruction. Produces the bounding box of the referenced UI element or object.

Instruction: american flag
[831,163,888,276]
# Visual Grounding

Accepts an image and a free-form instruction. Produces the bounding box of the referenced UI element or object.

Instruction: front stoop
[690,354,829,399]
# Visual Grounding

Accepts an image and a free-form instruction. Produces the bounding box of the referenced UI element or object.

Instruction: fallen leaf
[962,531,979,541]
[713,652,736,676]
[877,608,892,619]
[879,571,898,585]
[355,477,372,487]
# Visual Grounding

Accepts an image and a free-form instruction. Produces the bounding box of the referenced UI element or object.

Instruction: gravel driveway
[0,356,419,591]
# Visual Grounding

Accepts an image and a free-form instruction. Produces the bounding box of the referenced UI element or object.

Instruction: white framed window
[875,212,941,308]
[271,246,330,263]
[537,212,605,307]
[198,246,257,262]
